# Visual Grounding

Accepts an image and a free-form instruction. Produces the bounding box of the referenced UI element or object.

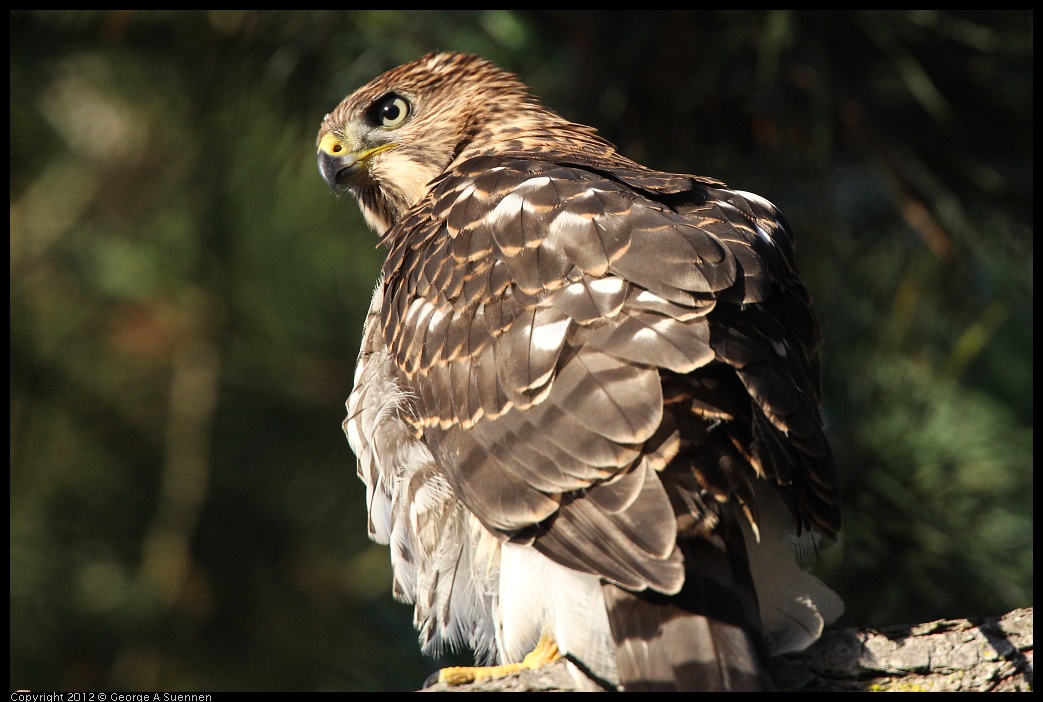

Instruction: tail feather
[602,522,773,691]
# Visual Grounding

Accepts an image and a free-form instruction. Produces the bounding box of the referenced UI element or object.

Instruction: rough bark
[420,608,1033,692]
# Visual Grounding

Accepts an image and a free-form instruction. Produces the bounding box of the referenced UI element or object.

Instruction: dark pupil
[383,101,401,122]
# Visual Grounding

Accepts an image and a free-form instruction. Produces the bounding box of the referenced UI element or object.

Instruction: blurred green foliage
[10,10,1032,691]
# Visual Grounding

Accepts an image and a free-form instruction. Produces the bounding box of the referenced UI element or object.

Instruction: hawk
[318,52,842,691]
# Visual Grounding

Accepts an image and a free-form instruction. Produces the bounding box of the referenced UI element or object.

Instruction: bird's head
[317,52,534,233]
[317,52,611,235]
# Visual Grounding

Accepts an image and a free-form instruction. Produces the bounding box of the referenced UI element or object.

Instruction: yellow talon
[436,633,561,685]
[521,633,560,669]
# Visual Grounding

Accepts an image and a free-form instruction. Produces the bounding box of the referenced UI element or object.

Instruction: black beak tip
[317,151,340,190]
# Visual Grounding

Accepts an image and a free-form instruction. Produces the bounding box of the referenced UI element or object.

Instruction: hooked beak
[317,133,395,191]
[317,149,357,191]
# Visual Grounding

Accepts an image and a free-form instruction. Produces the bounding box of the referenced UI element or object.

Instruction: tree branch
[420,608,1033,692]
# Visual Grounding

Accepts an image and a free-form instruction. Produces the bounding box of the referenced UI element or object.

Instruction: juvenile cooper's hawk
[318,52,842,691]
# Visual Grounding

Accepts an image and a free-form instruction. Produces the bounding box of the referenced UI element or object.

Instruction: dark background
[10,10,1032,691]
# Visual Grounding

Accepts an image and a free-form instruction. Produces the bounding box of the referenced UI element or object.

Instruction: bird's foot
[434,633,560,686]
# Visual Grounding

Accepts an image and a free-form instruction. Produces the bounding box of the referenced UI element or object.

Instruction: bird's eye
[373,94,411,129]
